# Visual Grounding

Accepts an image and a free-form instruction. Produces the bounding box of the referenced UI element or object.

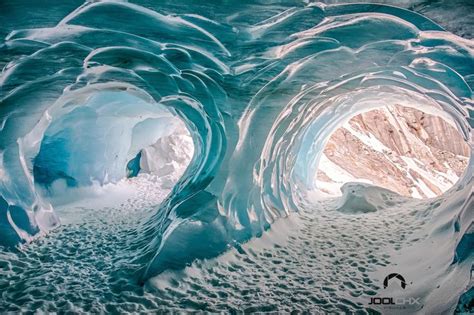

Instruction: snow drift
[0,2,472,312]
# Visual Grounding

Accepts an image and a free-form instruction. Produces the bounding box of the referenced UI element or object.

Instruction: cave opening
[31,89,195,207]
[314,104,470,199]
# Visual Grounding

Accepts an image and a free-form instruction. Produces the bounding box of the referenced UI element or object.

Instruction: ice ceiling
[0,3,472,308]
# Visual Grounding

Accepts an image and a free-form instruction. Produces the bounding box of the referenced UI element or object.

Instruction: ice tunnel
[0,0,472,313]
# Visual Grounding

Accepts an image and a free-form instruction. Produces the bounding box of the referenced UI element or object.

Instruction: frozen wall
[0,2,472,311]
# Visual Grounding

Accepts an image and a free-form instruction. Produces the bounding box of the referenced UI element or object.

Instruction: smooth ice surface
[0,0,472,313]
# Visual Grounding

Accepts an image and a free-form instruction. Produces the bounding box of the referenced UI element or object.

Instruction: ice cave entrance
[33,90,194,206]
[315,104,470,199]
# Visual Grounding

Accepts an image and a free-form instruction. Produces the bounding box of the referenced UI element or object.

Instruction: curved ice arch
[0,1,229,247]
[0,2,472,301]
[139,4,473,281]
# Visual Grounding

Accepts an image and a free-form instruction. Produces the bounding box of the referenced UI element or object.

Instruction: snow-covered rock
[316,105,470,198]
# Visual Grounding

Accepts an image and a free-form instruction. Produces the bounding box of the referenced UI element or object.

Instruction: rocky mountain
[316,105,470,198]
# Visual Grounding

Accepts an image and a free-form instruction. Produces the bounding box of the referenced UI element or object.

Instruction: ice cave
[0,0,472,313]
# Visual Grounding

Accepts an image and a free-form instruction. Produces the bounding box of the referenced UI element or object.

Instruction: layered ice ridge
[0,3,472,309]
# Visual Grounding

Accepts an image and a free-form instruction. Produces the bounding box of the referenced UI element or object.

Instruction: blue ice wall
[0,4,472,308]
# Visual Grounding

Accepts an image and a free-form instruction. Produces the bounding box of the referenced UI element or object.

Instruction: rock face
[316,105,470,198]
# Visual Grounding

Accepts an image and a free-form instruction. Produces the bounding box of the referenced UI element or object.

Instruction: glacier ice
[0,1,472,313]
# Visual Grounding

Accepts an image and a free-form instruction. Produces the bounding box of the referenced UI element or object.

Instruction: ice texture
[0,1,472,313]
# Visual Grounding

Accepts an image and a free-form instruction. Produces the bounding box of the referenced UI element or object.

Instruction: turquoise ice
[0,1,472,313]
